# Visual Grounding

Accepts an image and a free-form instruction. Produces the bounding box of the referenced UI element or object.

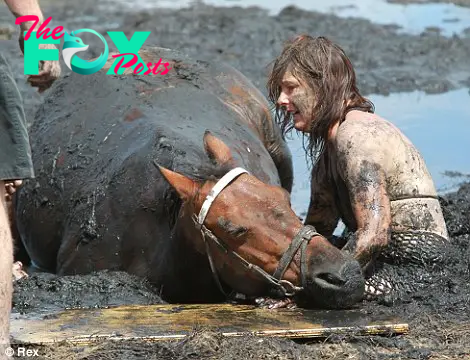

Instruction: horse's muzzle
[303,259,365,309]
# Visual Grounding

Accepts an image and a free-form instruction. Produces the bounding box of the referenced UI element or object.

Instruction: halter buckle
[278,279,304,297]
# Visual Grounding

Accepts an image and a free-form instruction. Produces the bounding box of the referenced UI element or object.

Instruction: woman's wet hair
[267,34,375,161]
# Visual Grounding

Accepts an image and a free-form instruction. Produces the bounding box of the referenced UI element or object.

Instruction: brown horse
[156,131,365,308]
[15,47,364,309]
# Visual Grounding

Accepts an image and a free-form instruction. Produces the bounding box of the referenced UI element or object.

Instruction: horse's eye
[231,226,249,238]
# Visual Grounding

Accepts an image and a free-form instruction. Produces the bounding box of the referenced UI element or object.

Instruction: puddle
[107,0,470,36]
[287,88,470,217]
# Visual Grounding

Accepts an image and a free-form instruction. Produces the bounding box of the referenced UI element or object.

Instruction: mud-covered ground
[10,184,470,359]
[387,0,470,8]
[1,1,470,118]
[1,1,470,359]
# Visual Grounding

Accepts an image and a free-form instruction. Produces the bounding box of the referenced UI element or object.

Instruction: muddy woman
[267,34,450,302]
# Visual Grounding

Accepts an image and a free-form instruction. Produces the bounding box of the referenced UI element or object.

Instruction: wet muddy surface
[388,0,470,8]
[0,0,469,358]
[12,271,166,316]
[1,0,470,103]
[9,193,470,359]
[164,0,470,36]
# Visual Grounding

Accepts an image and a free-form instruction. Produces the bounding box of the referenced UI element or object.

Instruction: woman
[266,35,449,301]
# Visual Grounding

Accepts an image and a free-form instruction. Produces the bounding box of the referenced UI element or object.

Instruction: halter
[193,167,321,298]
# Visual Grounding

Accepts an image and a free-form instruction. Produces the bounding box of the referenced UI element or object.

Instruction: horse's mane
[188,159,235,183]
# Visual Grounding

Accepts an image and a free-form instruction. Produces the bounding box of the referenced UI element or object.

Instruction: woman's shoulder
[337,111,400,144]
[334,111,402,162]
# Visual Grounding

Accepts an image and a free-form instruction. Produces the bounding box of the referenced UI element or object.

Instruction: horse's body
[16,47,292,302]
[15,47,364,307]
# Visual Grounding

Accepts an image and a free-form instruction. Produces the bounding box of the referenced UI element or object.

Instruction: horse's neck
[158,211,223,301]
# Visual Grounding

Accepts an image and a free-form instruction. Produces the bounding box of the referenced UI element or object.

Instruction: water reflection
[287,88,470,217]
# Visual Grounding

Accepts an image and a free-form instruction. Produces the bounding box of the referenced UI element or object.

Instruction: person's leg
[0,184,13,356]
[0,53,35,357]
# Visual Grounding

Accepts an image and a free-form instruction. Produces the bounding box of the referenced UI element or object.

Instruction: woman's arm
[4,0,61,92]
[335,124,392,269]
[4,0,44,28]
[304,160,341,239]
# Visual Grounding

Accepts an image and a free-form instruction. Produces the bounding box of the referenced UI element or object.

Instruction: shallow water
[288,88,470,217]
[108,0,470,36]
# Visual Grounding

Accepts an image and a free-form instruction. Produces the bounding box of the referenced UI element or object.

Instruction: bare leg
[0,182,13,357]
[3,183,27,283]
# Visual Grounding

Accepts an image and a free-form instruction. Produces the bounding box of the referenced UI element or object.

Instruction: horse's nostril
[306,260,365,309]
[316,272,346,287]
[340,260,364,280]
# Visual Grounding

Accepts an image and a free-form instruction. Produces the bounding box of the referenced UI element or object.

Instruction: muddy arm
[335,133,392,269]
[261,113,294,193]
[304,172,340,240]
[4,0,61,92]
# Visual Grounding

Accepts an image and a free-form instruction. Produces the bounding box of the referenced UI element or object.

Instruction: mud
[0,0,469,358]
[11,186,470,359]
[387,0,470,8]
[1,0,470,123]
[12,271,165,316]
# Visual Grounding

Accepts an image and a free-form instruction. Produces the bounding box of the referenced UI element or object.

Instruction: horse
[14,47,364,308]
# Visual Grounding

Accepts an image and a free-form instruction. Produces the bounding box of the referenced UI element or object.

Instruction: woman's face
[276,70,316,132]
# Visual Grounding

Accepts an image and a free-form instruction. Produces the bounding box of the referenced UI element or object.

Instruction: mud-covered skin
[14,47,293,304]
[3,1,470,130]
[305,110,449,300]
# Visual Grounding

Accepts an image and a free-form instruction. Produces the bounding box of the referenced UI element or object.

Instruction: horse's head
[156,131,364,308]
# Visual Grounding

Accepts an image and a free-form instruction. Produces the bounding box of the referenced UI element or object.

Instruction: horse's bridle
[193,166,321,298]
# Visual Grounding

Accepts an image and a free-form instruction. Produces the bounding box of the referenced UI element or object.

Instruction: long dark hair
[267,35,374,162]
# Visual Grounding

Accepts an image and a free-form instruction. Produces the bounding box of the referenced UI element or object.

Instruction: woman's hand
[254,297,298,309]
[4,180,22,202]
[19,28,61,93]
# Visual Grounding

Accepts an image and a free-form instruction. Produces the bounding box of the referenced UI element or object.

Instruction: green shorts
[0,53,34,181]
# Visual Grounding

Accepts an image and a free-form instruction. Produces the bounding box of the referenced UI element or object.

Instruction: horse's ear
[155,162,197,201]
[203,131,234,165]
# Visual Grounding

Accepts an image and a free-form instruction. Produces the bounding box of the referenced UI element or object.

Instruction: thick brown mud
[1,1,469,358]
